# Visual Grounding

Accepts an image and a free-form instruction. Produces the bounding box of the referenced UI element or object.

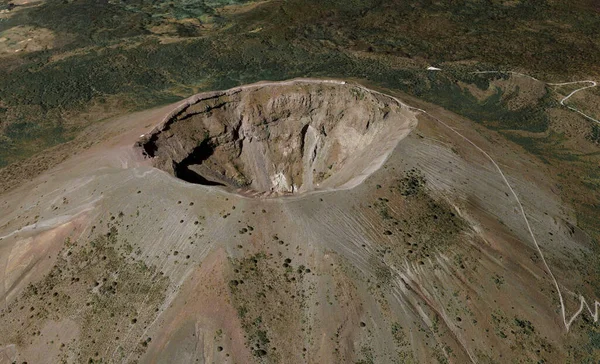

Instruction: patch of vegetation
[369,256,392,287]
[416,72,553,133]
[488,310,553,362]
[565,324,600,363]
[391,322,406,345]
[492,274,505,288]
[587,124,600,144]
[0,226,169,363]
[514,318,535,335]
[0,0,251,48]
[588,330,600,350]
[228,252,310,362]
[355,345,374,364]
[0,121,70,167]
[503,131,581,164]
[397,168,426,196]
[373,169,467,266]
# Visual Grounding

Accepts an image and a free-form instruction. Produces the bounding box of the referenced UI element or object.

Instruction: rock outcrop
[137,81,416,196]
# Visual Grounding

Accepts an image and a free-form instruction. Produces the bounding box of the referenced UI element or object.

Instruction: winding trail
[548,80,600,124]
[429,70,600,331]
[118,74,598,363]
[474,70,600,124]
[350,71,600,337]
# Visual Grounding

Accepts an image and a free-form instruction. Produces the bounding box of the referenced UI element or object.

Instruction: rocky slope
[0,79,598,363]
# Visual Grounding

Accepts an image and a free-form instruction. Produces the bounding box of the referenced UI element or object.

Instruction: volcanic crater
[138,81,416,196]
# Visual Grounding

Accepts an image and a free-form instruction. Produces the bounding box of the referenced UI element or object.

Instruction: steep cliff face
[138,82,416,196]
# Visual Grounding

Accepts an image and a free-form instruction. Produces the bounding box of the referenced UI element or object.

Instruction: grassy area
[371,169,468,268]
[415,71,554,132]
[588,125,600,144]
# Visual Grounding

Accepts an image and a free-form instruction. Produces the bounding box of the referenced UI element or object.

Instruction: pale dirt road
[425,70,600,332]
[474,70,599,124]
[119,76,600,364]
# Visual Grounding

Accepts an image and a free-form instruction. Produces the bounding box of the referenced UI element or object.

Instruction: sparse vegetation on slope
[0,226,169,363]
[228,252,311,362]
[372,169,467,267]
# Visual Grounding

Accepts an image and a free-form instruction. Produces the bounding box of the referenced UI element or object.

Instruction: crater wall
[137,80,417,196]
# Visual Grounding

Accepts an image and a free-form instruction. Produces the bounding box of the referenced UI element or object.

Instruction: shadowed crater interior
[137,81,416,196]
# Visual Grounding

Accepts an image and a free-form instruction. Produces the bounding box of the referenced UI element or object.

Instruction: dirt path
[474,70,599,125]
[128,77,599,361]
[548,80,600,124]
[424,70,600,332]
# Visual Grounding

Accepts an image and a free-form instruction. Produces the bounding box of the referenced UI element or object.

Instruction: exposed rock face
[138,81,416,196]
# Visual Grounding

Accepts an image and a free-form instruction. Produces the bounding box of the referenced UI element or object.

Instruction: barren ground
[0,79,599,363]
